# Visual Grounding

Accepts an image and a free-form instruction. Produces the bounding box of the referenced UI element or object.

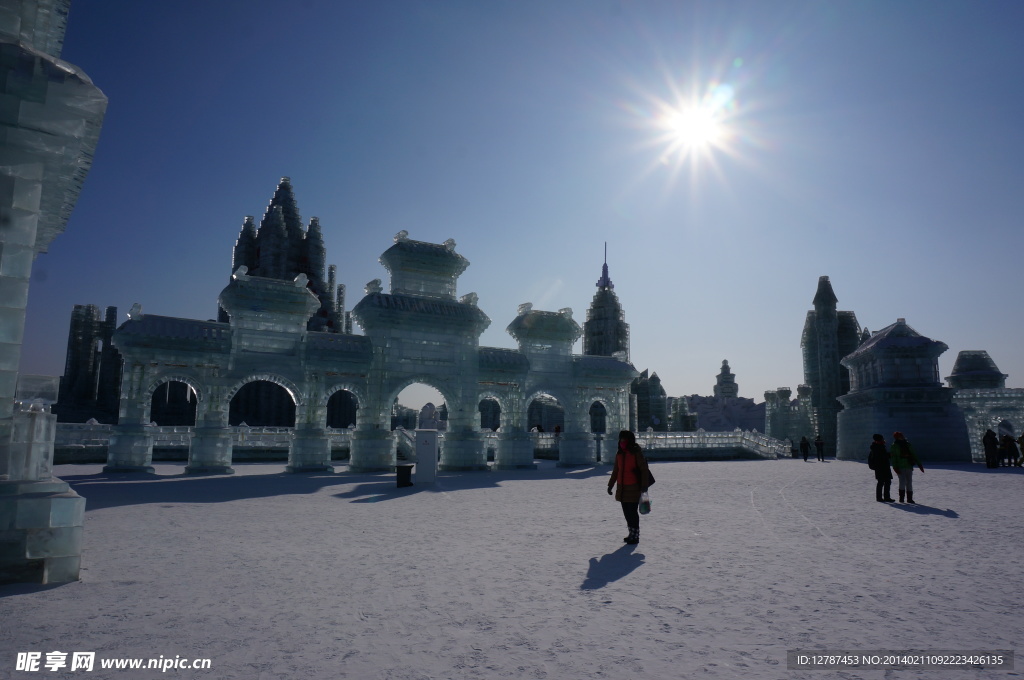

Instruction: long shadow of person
[580,544,645,590]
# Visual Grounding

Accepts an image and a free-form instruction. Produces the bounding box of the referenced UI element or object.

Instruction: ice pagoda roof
[353,292,490,331]
[479,347,531,372]
[379,236,469,278]
[946,350,1007,388]
[507,308,582,344]
[114,315,231,353]
[843,318,947,362]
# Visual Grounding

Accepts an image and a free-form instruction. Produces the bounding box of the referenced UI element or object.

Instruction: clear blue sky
[20,0,1024,406]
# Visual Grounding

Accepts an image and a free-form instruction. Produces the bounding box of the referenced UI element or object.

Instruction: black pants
[875,477,892,500]
[621,502,640,530]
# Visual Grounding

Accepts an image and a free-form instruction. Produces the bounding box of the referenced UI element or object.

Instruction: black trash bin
[396,463,414,488]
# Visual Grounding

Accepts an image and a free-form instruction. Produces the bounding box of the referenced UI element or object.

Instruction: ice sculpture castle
[100,179,638,474]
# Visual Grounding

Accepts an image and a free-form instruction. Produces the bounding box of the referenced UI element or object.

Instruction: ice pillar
[0,0,107,584]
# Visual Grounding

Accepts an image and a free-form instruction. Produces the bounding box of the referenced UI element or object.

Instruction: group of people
[867,432,925,504]
[798,435,826,461]
[982,429,1023,468]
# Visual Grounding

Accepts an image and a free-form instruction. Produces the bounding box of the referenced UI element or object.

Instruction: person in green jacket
[890,431,924,504]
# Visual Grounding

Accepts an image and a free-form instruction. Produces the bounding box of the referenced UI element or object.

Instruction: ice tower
[800,276,861,456]
[583,246,629,362]
[219,177,339,333]
[0,0,107,583]
[714,360,738,399]
[837,318,970,461]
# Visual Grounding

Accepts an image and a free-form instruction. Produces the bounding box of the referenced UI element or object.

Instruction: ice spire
[232,215,257,273]
[596,242,614,290]
[812,275,838,309]
[256,204,289,278]
[304,216,326,281]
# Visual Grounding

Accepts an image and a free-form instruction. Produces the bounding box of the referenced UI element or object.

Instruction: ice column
[0,0,107,584]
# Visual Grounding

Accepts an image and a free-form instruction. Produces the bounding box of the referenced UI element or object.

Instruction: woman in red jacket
[607,430,652,545]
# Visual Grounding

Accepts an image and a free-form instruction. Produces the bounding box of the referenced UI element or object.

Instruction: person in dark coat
[890,431,924,504]
[983,429,999,468]
[814,435,825,461]
[867,433,894,502]
[1000,434,1019,467]
[607,430,651,545]
[800,436,811,462]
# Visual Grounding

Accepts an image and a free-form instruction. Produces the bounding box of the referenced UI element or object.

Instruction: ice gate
[105,232,638,473]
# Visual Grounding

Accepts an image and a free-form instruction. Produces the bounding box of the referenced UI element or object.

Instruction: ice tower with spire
[800,276,862,456]
[583,244,630,362]
[219,177,339,333]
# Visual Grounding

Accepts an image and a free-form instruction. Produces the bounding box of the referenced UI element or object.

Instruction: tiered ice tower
[350,232,491,471]
[0,0,107,583]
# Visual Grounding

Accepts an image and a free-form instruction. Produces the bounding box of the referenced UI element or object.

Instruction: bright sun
[665,106,723,148]
[642,81,739,169]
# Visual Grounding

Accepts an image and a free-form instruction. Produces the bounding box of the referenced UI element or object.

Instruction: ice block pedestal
[288,425,333,473]
[349,428,395,472]
[557,431,595,467]
[1,380,86,584]
[495,430,536,469]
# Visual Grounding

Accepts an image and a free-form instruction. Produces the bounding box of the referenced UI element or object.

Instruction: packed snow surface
[3,458,1020,679]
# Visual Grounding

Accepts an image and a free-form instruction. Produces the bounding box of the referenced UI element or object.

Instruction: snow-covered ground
[3,458,1021,679]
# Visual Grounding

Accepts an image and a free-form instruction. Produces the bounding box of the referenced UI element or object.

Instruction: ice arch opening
[150,381,198,427]
[229,381,296,427]
[589,401,607,434]
[479,397,501,431]
[527,393,564,433]
[326,389,358,429]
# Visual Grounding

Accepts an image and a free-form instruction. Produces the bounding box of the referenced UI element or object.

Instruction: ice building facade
[0,0,107,583]
[948,351,1024,463]
[801,276,862,456]
[764,385,815,447]
[103,224,638,474]
[837,318,970,461]
[55,304,121,423]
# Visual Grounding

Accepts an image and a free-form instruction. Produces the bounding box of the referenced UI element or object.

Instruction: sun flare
[664,106,723,148]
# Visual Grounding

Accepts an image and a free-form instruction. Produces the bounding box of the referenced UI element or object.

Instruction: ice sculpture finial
[517,302,533,316]
[365,279,383,294]
[443,238,456,251]
[460,292,479,307]
[293,273,309,288]
[596,243,614,289]
[127,303,144,320]
[232,266,249,279]
[559,307,574,319]
[394,230,409,243]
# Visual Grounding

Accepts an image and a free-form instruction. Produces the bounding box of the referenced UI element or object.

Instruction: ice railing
[55,425,784,459]
[637,429,785,459]
[56,423,355,450]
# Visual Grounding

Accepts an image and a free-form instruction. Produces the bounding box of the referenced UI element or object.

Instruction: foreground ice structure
[106,232,637,473]
[0,0,107,583]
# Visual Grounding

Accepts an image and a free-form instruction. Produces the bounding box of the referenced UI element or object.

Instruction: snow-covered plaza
[3,458,1020,679]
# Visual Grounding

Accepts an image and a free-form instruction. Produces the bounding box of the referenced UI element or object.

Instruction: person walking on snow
[607,430,652,545]
[890,431,924,504]
[800,436,811,462]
